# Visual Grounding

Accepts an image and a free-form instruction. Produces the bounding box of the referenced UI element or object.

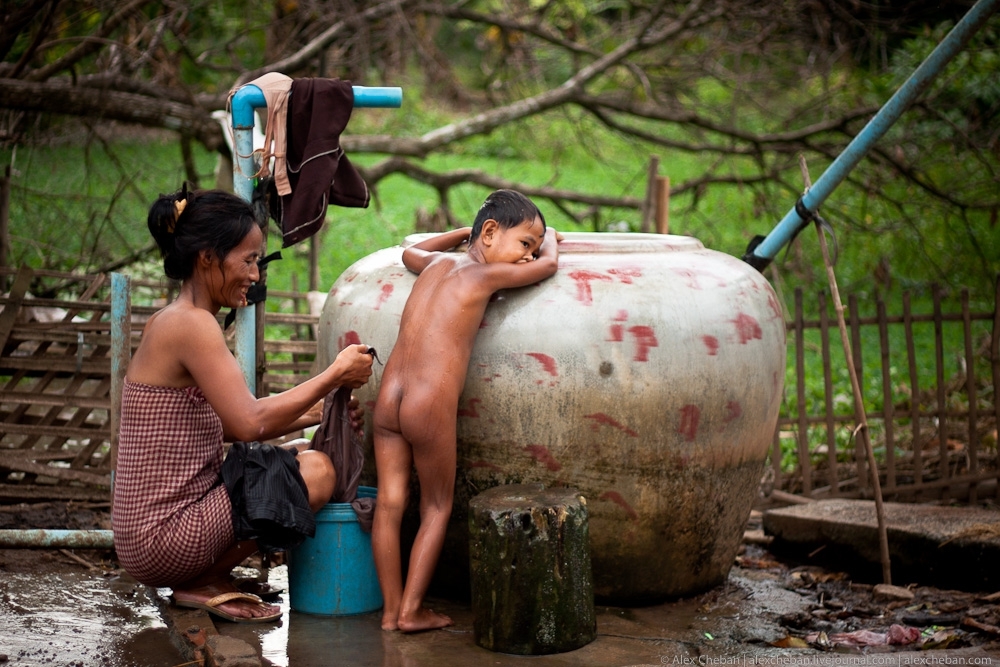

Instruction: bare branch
[0,78,224,151]
[26,0,154,82]
[235,0,412,86]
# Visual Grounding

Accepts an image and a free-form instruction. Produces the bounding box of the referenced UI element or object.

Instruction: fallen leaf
[736,555,783,569]
[772,636,811,648]
[920,629,959,650]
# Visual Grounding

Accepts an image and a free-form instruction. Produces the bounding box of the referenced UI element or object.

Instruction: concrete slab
[763,499,1000,592]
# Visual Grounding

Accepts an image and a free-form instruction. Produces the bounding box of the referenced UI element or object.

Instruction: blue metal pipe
[230,82,403,392]
[0,529,115,549]
[745,0,999,270]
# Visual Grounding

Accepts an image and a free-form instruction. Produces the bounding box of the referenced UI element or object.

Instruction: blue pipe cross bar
[229,81,402,394]
[231,84,403,126]
[744,0,999,271]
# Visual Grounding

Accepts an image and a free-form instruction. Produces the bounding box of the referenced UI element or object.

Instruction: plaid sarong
[111,379,233,587]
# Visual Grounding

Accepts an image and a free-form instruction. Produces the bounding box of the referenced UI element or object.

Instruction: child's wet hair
[470,190,545,243]
[147,186,260,281]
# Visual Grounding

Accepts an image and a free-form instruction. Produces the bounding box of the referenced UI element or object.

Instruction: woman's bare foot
[172,581,281,622]
[381,611,399,631]
[397,607,453,633]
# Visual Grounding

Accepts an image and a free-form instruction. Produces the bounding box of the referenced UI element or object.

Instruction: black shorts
[220,441,315,553]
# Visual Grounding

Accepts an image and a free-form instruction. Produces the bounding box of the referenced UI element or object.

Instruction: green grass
[2,103,994,478]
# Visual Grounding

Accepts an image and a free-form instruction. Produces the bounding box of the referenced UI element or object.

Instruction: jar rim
[402,231,703,253]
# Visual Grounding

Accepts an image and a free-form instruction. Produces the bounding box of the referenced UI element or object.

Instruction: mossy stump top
[468,483,596,655]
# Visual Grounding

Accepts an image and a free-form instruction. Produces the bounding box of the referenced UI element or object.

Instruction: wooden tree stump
[468,483,596,655]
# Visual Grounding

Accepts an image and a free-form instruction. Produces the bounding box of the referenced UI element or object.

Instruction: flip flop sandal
[233,578,285,601]
[173,591,282,623]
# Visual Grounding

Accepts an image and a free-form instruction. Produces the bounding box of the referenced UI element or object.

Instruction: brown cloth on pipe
[310,385,375,531]
[271,77,370,247]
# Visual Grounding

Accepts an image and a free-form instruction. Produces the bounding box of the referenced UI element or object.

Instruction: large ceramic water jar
[316,232,786,602]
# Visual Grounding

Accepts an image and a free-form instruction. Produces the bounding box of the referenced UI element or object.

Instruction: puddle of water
[209,565,810,667]
[0,569,183,667]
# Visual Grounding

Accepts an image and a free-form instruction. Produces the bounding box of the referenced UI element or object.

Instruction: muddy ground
[2,500,1000,666]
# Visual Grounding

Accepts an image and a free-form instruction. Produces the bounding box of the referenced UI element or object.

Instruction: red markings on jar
[702,335,720,356]
[526,353,558,377]
[671,267,728,290]
[373,283,393,310]
[724,401,742,423]
[767,292,783,320]
[338,330,362,349]
[607,310,629,342]
[584,413,638,437]
[569,269,644,305]
[732,312,762,343]
[607,267,642,284]
[606,312,657,361]
[599,491,639,520]
[627,325,658,362]
[678,404,700,441]
[568,270,613,305]
[457,398,482,418]
[524,444,562,472]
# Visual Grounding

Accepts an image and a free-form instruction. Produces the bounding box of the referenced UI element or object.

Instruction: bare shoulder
[142,302,225,349]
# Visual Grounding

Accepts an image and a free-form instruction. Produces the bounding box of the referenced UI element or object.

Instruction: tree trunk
[468,483,596,655]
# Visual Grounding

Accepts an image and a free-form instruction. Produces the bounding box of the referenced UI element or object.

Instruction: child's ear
[481,219,499,246]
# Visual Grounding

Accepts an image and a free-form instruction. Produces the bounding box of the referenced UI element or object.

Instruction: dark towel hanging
[270,78,371,247]
[310,385,375,531]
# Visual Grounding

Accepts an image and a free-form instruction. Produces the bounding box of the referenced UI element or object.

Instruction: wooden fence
[0,267,319,502]
[770,279,1000,504]
[1,266,997,506]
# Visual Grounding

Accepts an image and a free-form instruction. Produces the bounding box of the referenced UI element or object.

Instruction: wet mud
[2,502,1000,666]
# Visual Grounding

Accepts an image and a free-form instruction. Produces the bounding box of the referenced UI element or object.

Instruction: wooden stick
[655,175,670,234]
[800,155,891,585]
[640,155,659,233]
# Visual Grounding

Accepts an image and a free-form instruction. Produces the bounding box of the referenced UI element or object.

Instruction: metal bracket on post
[229,81,403,395]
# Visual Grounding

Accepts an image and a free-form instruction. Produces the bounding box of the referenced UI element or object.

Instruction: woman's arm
[402,227,472,274]
[170,314,373,442]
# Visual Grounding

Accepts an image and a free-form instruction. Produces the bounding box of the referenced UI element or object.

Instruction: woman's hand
[333,344,374,389]
[347,394,365,436]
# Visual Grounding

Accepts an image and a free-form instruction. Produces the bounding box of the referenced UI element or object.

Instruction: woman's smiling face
[213,224,262,308]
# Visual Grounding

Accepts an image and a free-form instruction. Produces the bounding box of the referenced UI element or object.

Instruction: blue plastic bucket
[288,486,383,616]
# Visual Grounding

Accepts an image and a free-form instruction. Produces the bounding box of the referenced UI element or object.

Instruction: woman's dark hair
[147,187,259,281]
[469,189,545,243]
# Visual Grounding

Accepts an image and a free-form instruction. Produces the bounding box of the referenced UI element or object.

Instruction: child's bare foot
[381,611,399,631]
[397,607,453,633]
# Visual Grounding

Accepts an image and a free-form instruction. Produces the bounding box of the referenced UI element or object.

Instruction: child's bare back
[371,190,559,632]
[374,250,493,438]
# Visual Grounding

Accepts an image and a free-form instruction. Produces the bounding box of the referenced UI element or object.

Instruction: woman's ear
[198,249,215,267]
[480,219,499,246]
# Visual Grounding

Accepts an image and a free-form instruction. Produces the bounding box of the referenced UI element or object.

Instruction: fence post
[110,272,132,498]
[794,288,811,495]
[877,295,897,492]
[962,289,979,503]
[655,176,670,234]
[641,155,659,233]
[993,275,1000,500]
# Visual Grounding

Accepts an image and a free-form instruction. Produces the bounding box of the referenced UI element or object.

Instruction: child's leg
[372,424,412,631]
[396,410,457,632]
